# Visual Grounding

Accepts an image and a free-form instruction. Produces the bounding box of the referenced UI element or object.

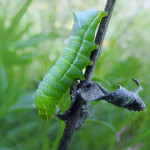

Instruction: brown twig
[57,0,116,150]
[84,0,116,83]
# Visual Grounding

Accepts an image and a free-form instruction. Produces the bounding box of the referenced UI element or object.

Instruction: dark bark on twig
[78,79,146,112]
[57,0,116,150]
[57,95,84,150]
[84,0,116,83]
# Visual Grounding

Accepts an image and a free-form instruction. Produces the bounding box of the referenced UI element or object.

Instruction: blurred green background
[0,0,149,150]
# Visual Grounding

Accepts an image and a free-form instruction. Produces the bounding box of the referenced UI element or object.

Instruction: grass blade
[86,119,117,133]
[3,0,32,47]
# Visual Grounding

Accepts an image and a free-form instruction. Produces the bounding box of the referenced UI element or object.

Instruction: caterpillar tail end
[40,115,50,122]
[38,108,54,122]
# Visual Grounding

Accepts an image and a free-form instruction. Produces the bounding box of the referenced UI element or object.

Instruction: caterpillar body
[35,10,107,121]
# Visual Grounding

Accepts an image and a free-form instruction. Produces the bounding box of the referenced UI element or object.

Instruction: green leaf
[130,128,150,147]
[2,0,32,48]
[2,50,36,67]
[86,119,117,133]
[8,91,35,112]
[14,33,59,49]
[11,22,33,43]
[0,66,8,99]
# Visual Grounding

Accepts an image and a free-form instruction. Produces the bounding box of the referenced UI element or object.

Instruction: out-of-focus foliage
[0,0,149,150]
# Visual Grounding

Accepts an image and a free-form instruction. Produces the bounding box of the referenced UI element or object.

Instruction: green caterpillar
[35,10,107,121]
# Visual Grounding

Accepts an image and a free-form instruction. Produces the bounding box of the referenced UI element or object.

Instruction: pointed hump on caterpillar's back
[73,10,106,28]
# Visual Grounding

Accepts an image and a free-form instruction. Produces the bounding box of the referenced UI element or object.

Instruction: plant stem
[57,0,116,150]
[84,0,116,83]
[57,95,84,150]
